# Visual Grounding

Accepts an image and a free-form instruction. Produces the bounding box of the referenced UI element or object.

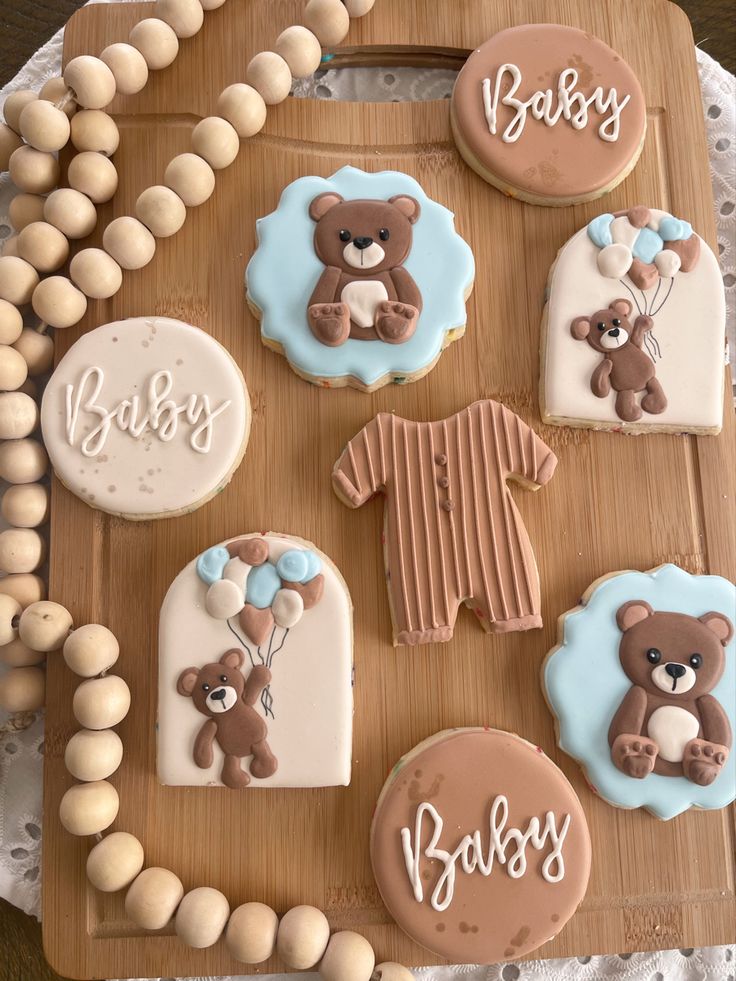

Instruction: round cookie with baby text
[371,728,591,963]
[451,24,646,205]
[41,317,250,520]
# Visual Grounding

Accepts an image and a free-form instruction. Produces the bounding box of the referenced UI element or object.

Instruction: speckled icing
[543,565,736,819]
[246,167,474,388]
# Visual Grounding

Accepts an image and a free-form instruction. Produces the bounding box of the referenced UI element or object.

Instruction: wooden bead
[9,193,46,232]
[216,84,266,138]
[225,902,278,964]
[64,56,117,110]
[191,116,239,170]
[155,0,204,38]
[175,886,230,948]
[17,221,69,273]
[0,574,45,608]
[70,249,122,299]
[0,665,44,712]
[0,593,21,646]
[200,0,227,7]
[65,728,123,781]
[8,146,59,194]
[0,438,47,484]
[304,0,350,46]
[1,483,48,527]
[135,185,186,237]
[39,76,77,117]
[19,600,72,652]
[18,100,71,153]
[277,905,330,968]
[100,43,149,96]
[373,963,414,981]
[0,122,23,170]
[125,867,183,929]
[73,674,131,729]
[0,637,44,667]
[0,345,28,391]
[343,0,375,14]
[319,931,375,981]
[129,18,179,70]
[59,780,119,836]
[3,90,37,134]
[13,330,53,377]
[63,624,119,678]
[275,26,322,78]
[0,256,39,305]
[67,151,118,203]
[0,300,23,346]
[70,110,119,156]
[103,216,156,270]
[1,236,19,258]
[32,276,87,329]
[163,153,215,207]
[246,52,292,106]
[87,832,144,892]
[44,188,97,239]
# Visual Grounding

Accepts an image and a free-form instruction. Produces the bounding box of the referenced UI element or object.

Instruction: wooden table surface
[0,2,732,979]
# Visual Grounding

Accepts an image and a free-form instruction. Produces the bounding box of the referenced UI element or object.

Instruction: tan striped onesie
[332,400,557,646]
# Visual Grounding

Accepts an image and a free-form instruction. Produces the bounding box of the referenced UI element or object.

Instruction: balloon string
[648,278,662,316]
[619,279,643,315]
[267,628,289,670]
[650,278,675,317]
[226,619,257,668]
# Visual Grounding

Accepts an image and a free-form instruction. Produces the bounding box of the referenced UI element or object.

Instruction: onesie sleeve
[494,403,557,488]
[332,414,390,507]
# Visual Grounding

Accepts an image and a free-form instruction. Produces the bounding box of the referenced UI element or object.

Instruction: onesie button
[442,499,455,511]
[438,476,450,488]
[435,453,447,466]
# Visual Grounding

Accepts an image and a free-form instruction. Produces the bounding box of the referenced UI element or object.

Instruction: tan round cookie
[451,24,646,206]
[371,728,591,963]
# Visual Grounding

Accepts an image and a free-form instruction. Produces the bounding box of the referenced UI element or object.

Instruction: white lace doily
[1,5,734,980]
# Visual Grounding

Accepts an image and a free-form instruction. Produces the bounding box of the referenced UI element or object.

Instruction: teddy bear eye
[689,654,702,669]
[596,321,606,331]
[612,318,621,327]
[219,675,228,683]
[339,229,351,242]
[202,683,210,692]
[379,228,390,241]
[646,648,662,664]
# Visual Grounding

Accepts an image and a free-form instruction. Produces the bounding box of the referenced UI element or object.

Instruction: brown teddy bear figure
[177,649,277,789]
[307,192,422,347]
[570,298,667,422]
[608,602,733,785]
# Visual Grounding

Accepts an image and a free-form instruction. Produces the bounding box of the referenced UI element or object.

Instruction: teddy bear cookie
[40,317,251,520]
[332,400,557,645]
[158,532,353,788]
[370,728,591,963]
[246,166,474,391]
[543,564,736,819]
[451,24,646,206]
[540,207,727,434]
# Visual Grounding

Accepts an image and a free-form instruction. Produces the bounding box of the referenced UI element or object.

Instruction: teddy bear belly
[340,280,389,329]
[647,705,700,763]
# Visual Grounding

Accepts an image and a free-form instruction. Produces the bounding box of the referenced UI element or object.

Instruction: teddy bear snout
[600,326,629,350]
[650,661,696,695]
[205,685,238,712]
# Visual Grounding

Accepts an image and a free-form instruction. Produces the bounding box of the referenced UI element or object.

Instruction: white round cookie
[41,317,250,519]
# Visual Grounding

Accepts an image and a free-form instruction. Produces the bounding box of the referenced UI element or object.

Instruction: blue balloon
[276,549,309,583]
[658,216,685,242]
[196,546,230,585]
[300,550,322,583]
[632,227,663,265]
[587,213,614,249]
[246,562,281,609]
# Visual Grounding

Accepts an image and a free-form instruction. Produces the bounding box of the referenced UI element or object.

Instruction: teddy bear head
[309,192,421,276]
[616,602,732,698]
[177,648,246,717]
[571,298,634,353]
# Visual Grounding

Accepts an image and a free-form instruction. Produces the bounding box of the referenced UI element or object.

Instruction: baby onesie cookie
[332,400,557,646]
[158,533,353,788]
[451,24,646,206]
[371,728,591,963]
[543,564,736,819]
[40,317,250,520]
[541,207,726,434]
[246,166,474,391]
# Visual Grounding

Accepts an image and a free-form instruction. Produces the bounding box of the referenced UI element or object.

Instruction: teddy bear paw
[682,738,729,786]
[611,733,658,778]
[222,756,251,789]
[375,301,418,344]
[641,390,667,415]
[308,302,351,347]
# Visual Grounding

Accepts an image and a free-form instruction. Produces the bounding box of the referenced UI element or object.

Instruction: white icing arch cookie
[41,317,250,519]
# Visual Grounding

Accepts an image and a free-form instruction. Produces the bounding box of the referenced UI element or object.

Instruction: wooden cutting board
[42,0,736,976]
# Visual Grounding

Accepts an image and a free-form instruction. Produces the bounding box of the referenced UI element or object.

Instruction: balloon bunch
[196,536,324,718]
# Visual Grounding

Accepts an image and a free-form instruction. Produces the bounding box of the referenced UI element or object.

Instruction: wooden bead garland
[0,123,23,170]
[216,84,267,138]
[63,56,117,110]
[191,116,240,169]
[164,153,215,206]
[9,192,46,231]
[276,904,330,968]
[44,187,98,239]
[72,674,131,729]
[125,867,184,929]
[135,185,186,237]
[155,0,204,39]
[0,438,48,484]
[246,51,292,105]
[129,18,180,70]
[63,623,119,677]
[175,887,230,948]
[3,90,38,133]
[70,248,123,299]
[319,930,376,981]
[200,0,227,8]
[0,345,28,391]
[0,301,23,346]
[67,151,118,203]
[100,43,149,96]
[225,902,279,963]
[0,574,46,608]
[18,600,72,651]
[344,0,376,15]
[0,593,21,646]
[8,145,59,194]
[0,637,45,667]
[373,963,415,981]
[65,728,124,781]
[18,99,71,153]
[31,276,87,329]
[38,76,77,117]
[59,780,119,836]
[87,832,144,892]
[1,237,19,258]
[1,483,49,528]
[103,216,156,269]
[0,256,39,305]
[70,109,120,155]
[275,26,323,78]
[304,0,351,46]
[0,664,45,712]
[12,330,54,376]
[17,221,70,273]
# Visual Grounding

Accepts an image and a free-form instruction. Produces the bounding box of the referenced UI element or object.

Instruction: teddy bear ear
[309,192,344,222]
[220,648,245,670]
[570,317,591,340]
[616,600,654,631]
[610,298,632,317]
[176,667,199,696]
[699,611,734,646]
[388,194,421,224]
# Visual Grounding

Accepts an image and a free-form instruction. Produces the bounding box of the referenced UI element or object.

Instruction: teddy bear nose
[608,327,620,338]
[210,688,226,700]
[353,236,373,250]
[664,663,687,680]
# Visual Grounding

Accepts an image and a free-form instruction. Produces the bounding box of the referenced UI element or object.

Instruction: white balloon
[223,557,251,592]
[597,243,632,279]
[272,588,304,628]
[610,216,639,249]
[205,579,244,620]
[655,248,681,279]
